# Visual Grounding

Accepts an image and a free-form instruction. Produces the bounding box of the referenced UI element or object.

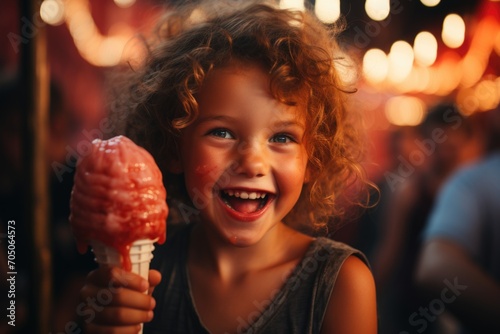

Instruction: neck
[188,222,300,282]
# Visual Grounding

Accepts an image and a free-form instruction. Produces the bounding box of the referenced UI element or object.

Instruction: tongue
[226,198,261,213]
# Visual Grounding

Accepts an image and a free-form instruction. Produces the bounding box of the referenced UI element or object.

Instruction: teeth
[223,190,267,199]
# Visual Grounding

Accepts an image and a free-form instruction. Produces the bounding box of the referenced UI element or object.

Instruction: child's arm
[321,256,378,334]
[79,267,161,333]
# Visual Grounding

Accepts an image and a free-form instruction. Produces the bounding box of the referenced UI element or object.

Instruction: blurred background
[0,0,499,333]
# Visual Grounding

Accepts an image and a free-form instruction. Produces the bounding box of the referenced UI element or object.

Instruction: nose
[233,141,269,178]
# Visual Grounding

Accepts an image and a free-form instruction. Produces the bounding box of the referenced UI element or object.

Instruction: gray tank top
[144,224,369,333]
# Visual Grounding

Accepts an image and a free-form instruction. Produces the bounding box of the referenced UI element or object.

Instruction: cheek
[184,148,228,195]
[195,164,219,177]
[278,154,308,192]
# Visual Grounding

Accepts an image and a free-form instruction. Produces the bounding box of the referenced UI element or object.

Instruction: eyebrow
[195,115,236,124]
[192,115,237,129]
[196,116,305,129]
[271,120,305,130]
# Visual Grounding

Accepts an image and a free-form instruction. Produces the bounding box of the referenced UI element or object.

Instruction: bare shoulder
[321,255,378,334]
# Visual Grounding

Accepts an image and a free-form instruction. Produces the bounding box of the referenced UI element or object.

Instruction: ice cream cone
[90,238,156,334]
[90,238,156,279]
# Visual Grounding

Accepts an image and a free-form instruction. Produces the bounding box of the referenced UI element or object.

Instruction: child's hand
[79,267,161,333]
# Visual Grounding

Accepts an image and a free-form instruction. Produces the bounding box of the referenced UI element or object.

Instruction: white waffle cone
[90,239,156,334]
[90,238,156,278]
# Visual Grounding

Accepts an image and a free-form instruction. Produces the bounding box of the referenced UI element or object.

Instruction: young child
[80,1,377,333]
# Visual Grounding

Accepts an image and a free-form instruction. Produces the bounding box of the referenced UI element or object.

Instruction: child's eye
[270,133,295,144]
[208,128,234,139]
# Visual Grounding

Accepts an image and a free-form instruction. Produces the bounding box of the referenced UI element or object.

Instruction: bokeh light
[442,14,466,48]
[363,48,389,84]
[413,31,438,67]
[420,0,441,7]
[315,0,341,24]
[388,41,414,83]
[365,0,390,21]
[385,96,426,126]
[40,0,65,26]
[279,0,305,11]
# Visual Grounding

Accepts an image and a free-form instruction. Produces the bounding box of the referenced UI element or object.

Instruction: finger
[80,284,155,310]
[148,269,162,295]
[92,306,154,326]
[85,323,142,334]
[87,266,149,292]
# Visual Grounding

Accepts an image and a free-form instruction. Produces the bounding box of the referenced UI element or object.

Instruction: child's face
[178,61,309,246]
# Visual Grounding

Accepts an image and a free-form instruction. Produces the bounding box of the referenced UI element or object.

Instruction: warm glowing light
[496,32,500,55]
[114,0,136,8]
[363,48,389,84]
[40,0,65,26]
[97,36,128,67]
[279,0,305,11]
[336,54,358,87]
[64,0,134,67]
[475,80,499,112]
[436,54,462,95]
[422,67,440,95]
[395,66,431,94]
[388,41,414,83]
[456,87,479,115]
[442,14,465,48]
[461,54,486,88]
[365,0,390,21]
[420,0,440,7]
[315,0,341,24]
[385,96,426,126]
[413,66,431,92]
[413,31,437,67]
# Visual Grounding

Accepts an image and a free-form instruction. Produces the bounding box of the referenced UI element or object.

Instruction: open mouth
[219,189,273,214]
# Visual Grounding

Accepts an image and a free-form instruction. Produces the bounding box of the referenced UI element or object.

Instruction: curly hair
[109,0,372,235]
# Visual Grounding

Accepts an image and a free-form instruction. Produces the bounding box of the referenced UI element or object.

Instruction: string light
[43,0,500,119]
[64,0,134,67]
[279,0,305,11]
[420,0,441,7]
[315,0,341,24]
[335,53,358,86]
[385,96,425,126]
[387,40,414,83]
[413,31,438,67]
[363,48,389,84]
[442,14,465,48]
[365,0,390,21]
[475,79,499,111]
[40,0,65,26]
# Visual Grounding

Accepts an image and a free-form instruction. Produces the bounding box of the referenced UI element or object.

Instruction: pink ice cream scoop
[69,135,168,271]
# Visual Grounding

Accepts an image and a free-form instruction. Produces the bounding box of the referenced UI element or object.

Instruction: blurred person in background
[369,103,485,334]
[416,105,500,333]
